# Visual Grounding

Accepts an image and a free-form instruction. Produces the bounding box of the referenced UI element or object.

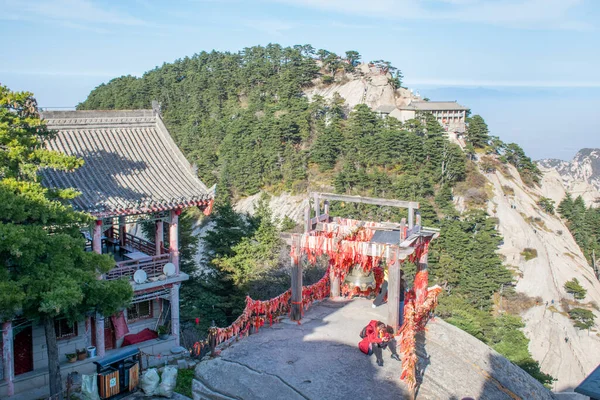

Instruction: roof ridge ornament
[152,100,162,117]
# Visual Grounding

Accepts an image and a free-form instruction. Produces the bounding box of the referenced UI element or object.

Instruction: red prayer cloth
[358,320,384,354]
[111,311,130,340]
[122,328,158,347]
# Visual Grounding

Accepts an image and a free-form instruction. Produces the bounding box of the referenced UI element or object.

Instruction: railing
[105,254,172,281]
[111,228,169,255]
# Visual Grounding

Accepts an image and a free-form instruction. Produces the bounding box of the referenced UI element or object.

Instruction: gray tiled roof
[40,110,215,217]
[576,364,600,399]
[375,104,397,113]
[401,101,469,111]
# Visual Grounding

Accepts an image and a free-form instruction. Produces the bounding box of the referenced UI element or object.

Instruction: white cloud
[405,78,600,88]
[0,0,148,27]
[269,0,594,31]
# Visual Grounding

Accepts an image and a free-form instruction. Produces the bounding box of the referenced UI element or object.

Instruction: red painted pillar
[170,209,181,273]
[155,220,164,255]
[2,321,14,396]
[415,241,429,306]
[92,220,102,254]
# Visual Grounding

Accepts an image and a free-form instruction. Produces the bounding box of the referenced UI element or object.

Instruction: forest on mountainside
[78,44,551,384]
[558,193,600,266]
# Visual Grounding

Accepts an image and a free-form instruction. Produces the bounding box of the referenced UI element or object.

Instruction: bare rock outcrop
[486,163,600,390]
[303,64,419,113]
[193,299,554,400]
[538,148,600,206]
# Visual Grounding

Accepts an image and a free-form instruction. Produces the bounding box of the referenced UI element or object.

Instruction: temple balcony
[84,229,188,288]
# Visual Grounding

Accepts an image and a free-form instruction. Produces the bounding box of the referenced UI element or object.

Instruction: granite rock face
[192,299,555,400]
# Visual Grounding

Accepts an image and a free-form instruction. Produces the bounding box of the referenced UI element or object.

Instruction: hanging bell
[343,264,376,292]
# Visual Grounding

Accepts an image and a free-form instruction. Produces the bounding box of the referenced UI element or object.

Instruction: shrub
[502,185,515,196]
[564,278,587,300]
[322,75,334,85]
[175,368,195,398]
[521,248,538,261]
[280,216,297,231]
[537,197,555,214]
[568,308,596,330]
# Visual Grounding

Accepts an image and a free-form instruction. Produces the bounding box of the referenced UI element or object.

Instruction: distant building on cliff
[377,100,470,133]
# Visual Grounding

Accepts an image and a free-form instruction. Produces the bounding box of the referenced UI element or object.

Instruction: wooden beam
[309,214,329,226]
[315,221,407,232]
[290,235,303,321]
[300,234,416,259]
[312,192,419,210]
[387,247,402,333]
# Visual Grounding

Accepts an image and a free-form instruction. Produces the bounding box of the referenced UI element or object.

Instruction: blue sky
[1,0,599,160]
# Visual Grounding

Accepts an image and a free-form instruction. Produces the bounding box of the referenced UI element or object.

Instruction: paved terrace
[193,298,555,400]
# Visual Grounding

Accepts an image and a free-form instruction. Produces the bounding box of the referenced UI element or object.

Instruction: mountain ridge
[538,148,600,207]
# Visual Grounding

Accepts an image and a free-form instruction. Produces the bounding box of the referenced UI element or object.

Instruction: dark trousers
[374,280,388,307]
[370,338,398,362]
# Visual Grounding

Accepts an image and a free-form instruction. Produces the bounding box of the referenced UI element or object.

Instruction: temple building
[0,109,214,398]
[378,100,470,133]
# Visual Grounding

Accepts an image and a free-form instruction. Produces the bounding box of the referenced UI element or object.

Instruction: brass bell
[344,265,376,293]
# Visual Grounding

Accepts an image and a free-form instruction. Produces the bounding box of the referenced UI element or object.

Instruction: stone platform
[193,298,556,400]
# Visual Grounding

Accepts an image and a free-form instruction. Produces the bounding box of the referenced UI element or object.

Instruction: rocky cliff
[538,149,600,207]
[304,63,420,112]
[193,299,556,400]
[486,162,600,391]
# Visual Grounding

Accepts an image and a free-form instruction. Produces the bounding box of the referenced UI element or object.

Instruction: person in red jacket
[358,320,400,366]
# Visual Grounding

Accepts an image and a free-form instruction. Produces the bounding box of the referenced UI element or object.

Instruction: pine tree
[465,115,490,148]
[558,193,575,220]
[0,86,132,398]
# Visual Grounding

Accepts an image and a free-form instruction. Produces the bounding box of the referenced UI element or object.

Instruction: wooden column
[408,205,414,229]
[2,321,14,396]
[303,202,311,233]
[290,235,303,321]
[155,219,164,255]
[416,212,421,227]
[400,218,406,240]
[92,220,102,254]
[387,247,402,333]
[329,270,340,299]
[170,284,181,346]
[170,210,181,273]
[313,192,320,219]
[119,216,126,247]
[95,313,105,358]
[323,200,330,222]
[416,240,429,306]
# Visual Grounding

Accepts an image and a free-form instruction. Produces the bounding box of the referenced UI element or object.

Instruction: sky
[1,0,599,160]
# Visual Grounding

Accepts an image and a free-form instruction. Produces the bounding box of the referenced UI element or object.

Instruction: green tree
[557,193,574,220]
[465,115,490,148]
[0,86,132,398]
[345,50,361,67]
[537,197,555,214]
[502,143,541,186]
[568,308,595,330]
[564,278,587,300]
